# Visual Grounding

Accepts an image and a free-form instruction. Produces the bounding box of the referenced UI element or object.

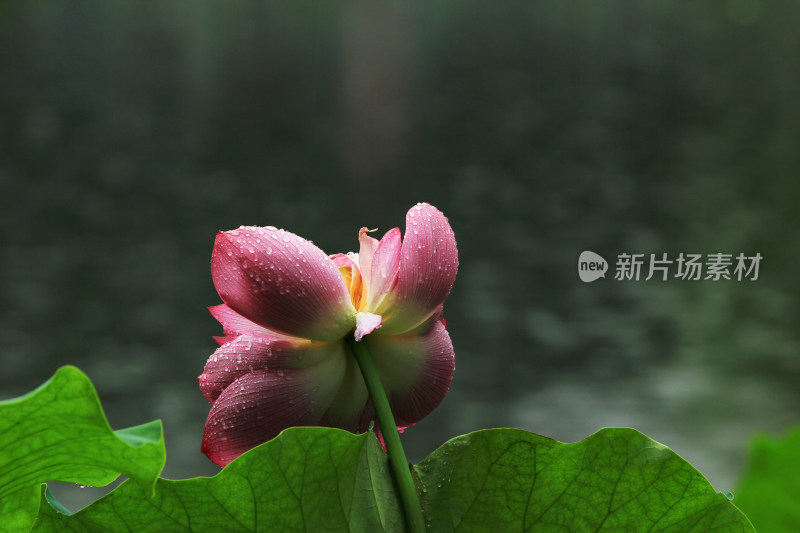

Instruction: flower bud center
[338,264,366,311]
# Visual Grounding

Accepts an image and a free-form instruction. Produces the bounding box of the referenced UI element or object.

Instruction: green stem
[347,337,426,533]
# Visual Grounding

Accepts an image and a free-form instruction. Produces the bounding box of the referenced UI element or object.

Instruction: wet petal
[403,304,444,336]
[379,203,458,334]
[198,335,334,404]
[213,335,237,346]
[211,226,356,342]
[199,337,273,404]
[209,304,297,340]
[366,320,455,428]
[201,342,347,467]
[365,227,401,314]
[330,253,359,271]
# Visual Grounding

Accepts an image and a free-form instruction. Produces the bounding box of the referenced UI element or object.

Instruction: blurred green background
[1,0,798,512]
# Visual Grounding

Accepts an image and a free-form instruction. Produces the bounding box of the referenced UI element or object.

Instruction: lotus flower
[198,203,458,466]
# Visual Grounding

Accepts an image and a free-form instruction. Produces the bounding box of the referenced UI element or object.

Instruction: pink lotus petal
[366,320,455,427]
[213,335,237,346]
[365,228,401,314]
[211,226,356,342]
[199,336,344,404]
[209,304,297,340]
[199,338,269,403]
[354,312,382,341]
[357,227,379,289]
[379,203,458,334]
[403,304,444,336]
[330,253,365,311]
[201,343,348,467]
[318,348,372,432]
[200,335,295,404]
[330,253,358,270]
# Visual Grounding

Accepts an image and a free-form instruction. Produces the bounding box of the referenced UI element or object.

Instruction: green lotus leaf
[733,426,800,533]
[0,366,165,532]
[414,428,754,532]
[5,367,757,532]
[32,427,403,532]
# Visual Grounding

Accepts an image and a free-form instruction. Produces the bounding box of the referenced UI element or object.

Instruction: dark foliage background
[1,0,798,511]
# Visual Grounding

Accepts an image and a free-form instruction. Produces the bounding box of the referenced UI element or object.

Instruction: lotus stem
[347,337,426,533]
